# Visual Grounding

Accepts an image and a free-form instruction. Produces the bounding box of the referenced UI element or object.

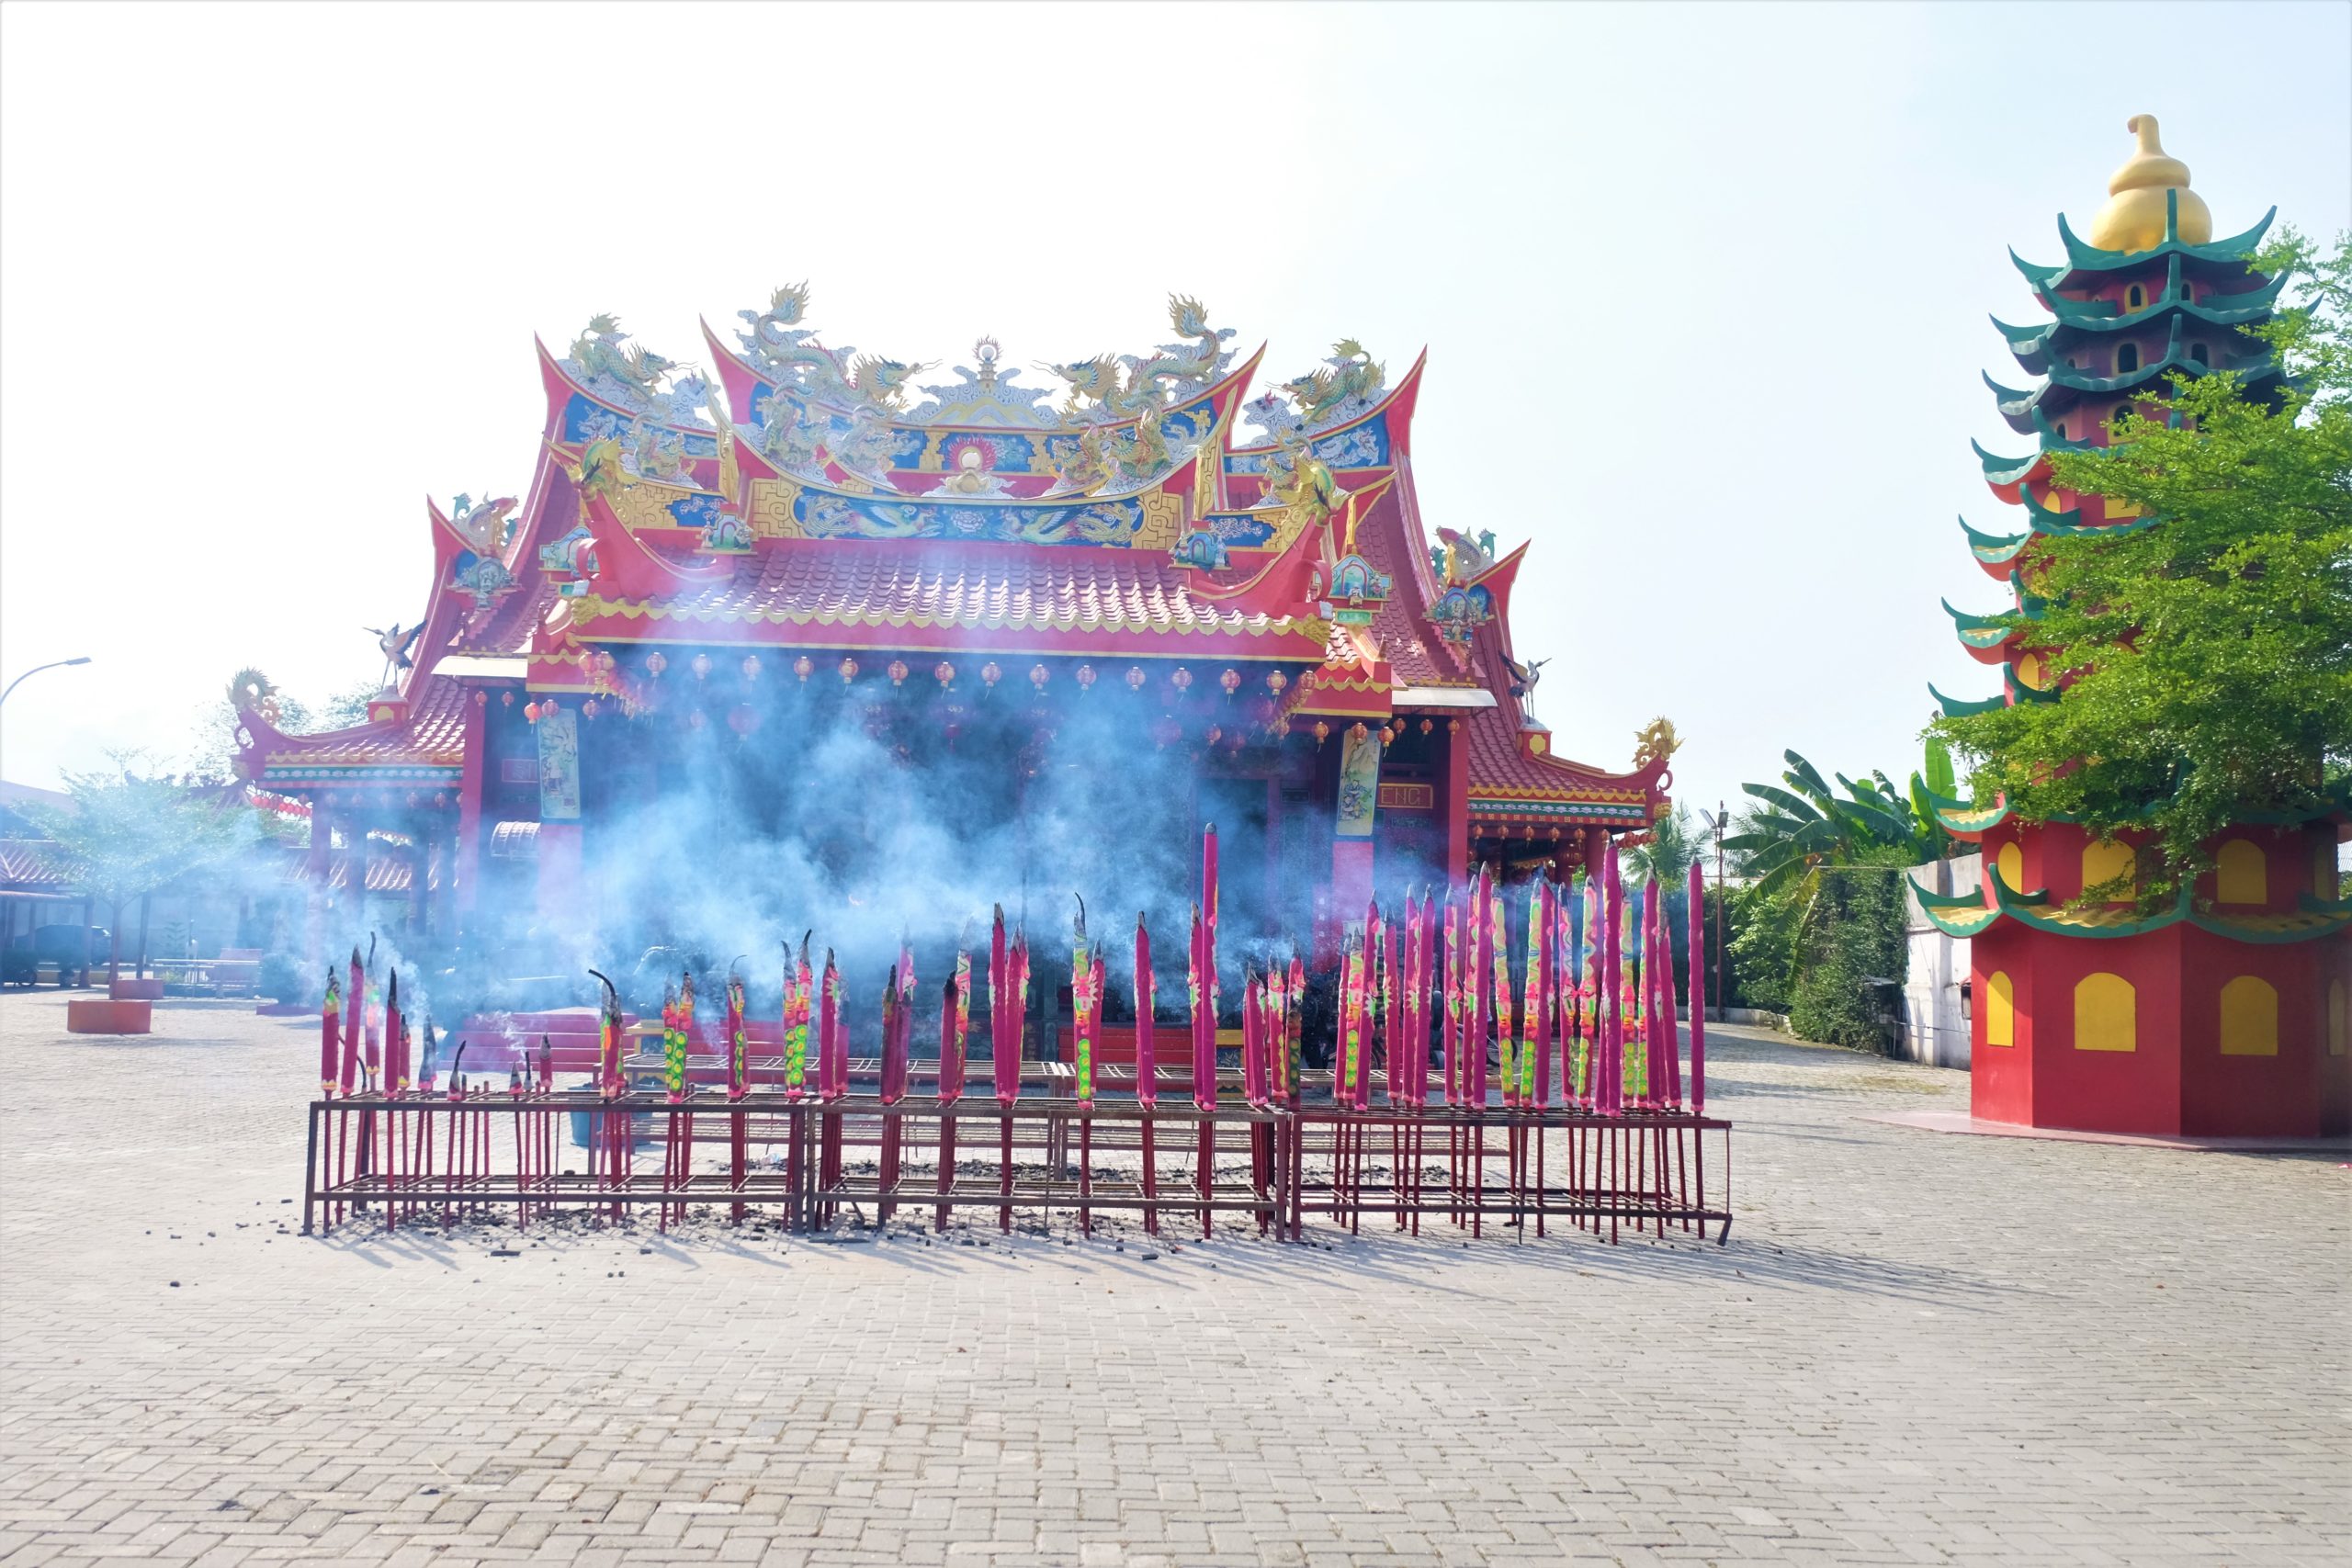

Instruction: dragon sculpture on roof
[568,314,678,403]
[1044,295,1234,423]
[1282,339,1385,429]
[736,283,850,393]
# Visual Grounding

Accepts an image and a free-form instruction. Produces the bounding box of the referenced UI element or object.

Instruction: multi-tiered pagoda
[234,293,1671,969]
[1915,118,2350,1137]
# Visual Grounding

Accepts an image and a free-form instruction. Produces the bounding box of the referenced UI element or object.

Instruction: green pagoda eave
[1950,866,2352,944]
[1919,782,2011,837]
[1930,682,2006,718]
[1960,516,2030,567]
[2055,202,2278,274]
[1909,874,2003,938]
[2011,200,2278,288]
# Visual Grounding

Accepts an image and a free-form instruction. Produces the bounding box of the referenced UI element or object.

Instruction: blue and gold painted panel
[561,392,717,456]
[793,490,1169,547]
[1227,419,1389,476]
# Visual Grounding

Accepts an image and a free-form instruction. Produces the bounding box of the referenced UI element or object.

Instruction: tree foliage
[28,759,261,971]
[1723,749,1948,899]
[1930,231,2352,900]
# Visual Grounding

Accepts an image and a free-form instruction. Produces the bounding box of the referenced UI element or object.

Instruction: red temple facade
[234,295,1671,967]
[1914,120,2351,1137]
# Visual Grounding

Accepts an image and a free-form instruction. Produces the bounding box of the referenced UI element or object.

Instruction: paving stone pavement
[1,990,2345,1567]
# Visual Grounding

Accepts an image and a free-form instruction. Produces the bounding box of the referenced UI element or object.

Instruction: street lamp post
[1699,803,1728,1019]
[0,656,93,710]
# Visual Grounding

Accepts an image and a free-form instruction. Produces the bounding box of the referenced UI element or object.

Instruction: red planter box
[67,999,153,1035]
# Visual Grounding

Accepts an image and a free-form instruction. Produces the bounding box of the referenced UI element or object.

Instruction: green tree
[28,758,259,981]
[1723,750,1941,899]
[1621,802,1703,888]
[1930,231,2352,903]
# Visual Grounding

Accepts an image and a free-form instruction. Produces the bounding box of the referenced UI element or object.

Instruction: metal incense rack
[303,835,1733,1247]
[301,1065,1730,1243]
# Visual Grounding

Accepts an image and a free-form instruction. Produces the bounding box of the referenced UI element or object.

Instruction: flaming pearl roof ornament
[2088,115,2212,254]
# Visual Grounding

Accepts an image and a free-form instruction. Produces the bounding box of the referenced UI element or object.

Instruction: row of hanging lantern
[512,652,1333,749]
[621,650,1296,700]
[1283,715,1458,748]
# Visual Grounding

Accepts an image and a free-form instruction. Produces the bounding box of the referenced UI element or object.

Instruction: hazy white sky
[3,1,2346,822]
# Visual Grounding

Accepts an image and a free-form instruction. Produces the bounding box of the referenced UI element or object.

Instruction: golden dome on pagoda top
[2087,114,2212,253]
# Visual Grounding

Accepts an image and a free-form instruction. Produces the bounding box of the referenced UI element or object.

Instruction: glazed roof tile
[257,674,469,779]
[0,839,71,889]
[579,540,1307,642]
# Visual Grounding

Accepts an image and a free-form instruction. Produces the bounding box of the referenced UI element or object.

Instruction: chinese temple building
[233,293,1672,970]
[1916,118,2351,1137]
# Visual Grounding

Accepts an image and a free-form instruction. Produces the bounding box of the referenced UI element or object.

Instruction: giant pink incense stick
[935,973,960,1232]
[1136,913,1159,1234]
[1600,842,1623,1116]
[1379,903,1397,1109]
[342,947,362,1093]
[990,906,1015,1107]
[1641,878,1664,1110]
[1442,898,1461,1107]
[1687,860,1705,1111]
[1133,915,1156,1108]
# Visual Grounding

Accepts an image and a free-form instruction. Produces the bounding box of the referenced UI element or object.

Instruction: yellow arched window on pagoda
[2125,283,2146,310]
[2215,840,2267,905]
[2117,343,2142,374]
[1984,971,2016,1047]
[1995,840,2024,891]
[2316,844,2338,900]
[2218,976,2278,1056]
[2330,979,2347,1056]
[2082,839,2134,900]
[2075,972,2136,1052]
[2014,653,2050,692]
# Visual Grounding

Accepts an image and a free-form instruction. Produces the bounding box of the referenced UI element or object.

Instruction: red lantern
[793,655,814,682]
[524,701,541,725]
[839,656,859,684]
[1029,663,1049,691]
[1170,667,1193,694]
[934,660,956,689]
[888,659,910,687]
[981,661,1002,689]
[582,699,598,719]
[741,654,762,681]
[1349,721,1368,741]
[690,653,712,681]
[501,690,514,707]
[645,651,667,678]
[1313,720,1330,746]
[1219,668,1240,696]
[1204,725,1222,747]
[1125,666,1147,693]
[1075,664,1097,692]
[475,690,487,706]
[1420,717,1433,735]
[1266,670,1288,695]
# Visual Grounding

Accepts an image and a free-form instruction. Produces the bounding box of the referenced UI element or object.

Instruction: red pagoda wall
[1968,821,2351,1138]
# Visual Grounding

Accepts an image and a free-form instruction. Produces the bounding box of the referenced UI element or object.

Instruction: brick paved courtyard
[1,991,2344,1566]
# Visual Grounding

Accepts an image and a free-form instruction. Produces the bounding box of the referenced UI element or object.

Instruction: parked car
[1,925,110,987]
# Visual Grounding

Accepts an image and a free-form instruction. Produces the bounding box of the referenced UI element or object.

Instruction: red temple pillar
[1442,717,1471,888]
[455,693,487,926]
